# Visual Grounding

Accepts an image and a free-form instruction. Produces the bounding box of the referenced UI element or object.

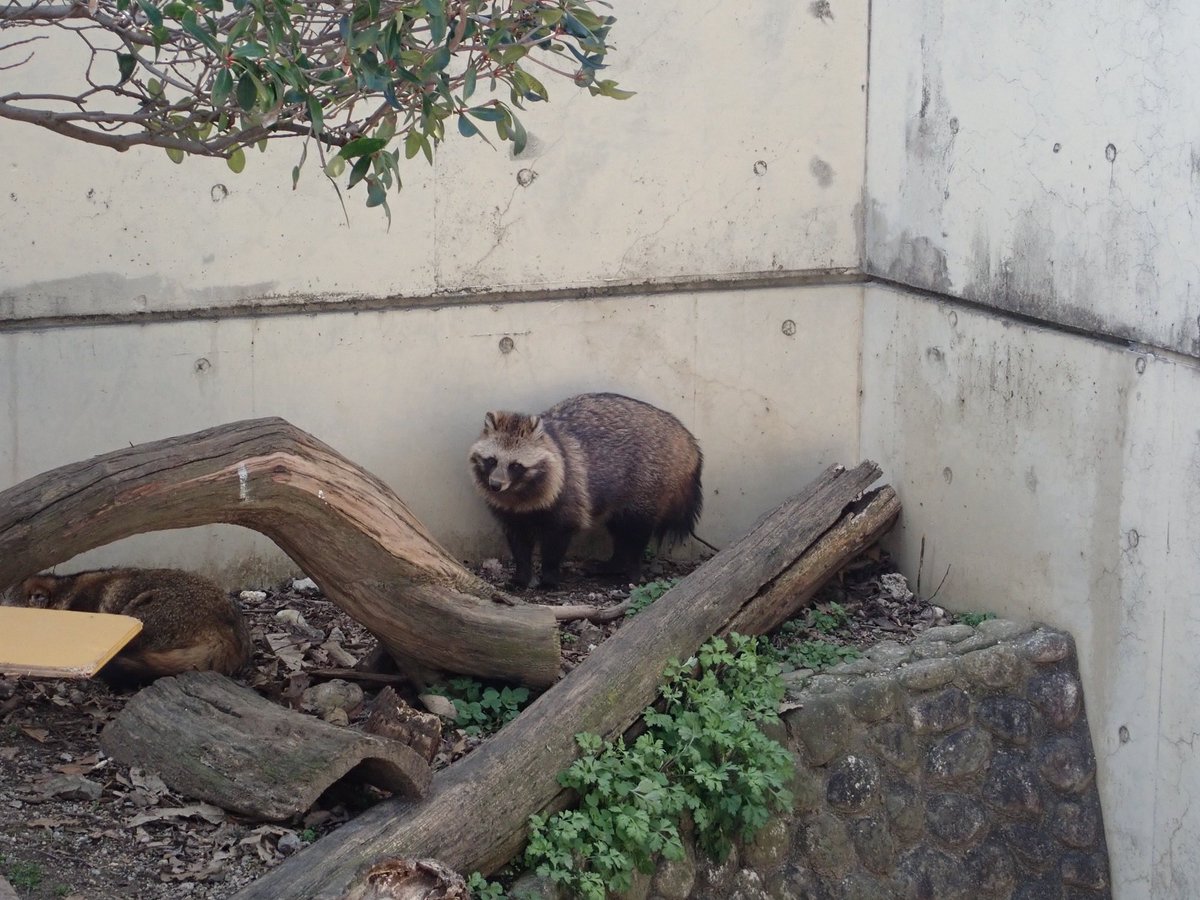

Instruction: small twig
[926,564,951,603]
[553,598,630,624]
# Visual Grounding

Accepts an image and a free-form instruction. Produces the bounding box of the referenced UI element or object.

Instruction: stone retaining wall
[512,619,1112,899]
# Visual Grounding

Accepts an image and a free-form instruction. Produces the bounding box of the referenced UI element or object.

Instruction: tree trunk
[0,418,559,688]
[234,462,892,899]
[99,671,432,820]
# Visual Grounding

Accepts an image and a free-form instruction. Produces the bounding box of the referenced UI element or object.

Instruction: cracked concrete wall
[0,0,866,320]
[859,284,1200,899]
[0,284,863,585]
[865,0,1200,357]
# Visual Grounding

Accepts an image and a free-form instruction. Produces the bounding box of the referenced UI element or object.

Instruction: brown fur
[468,392,703,588]
[18,568,252,684]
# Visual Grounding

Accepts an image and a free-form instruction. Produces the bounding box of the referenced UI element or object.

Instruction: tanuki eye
[508,462,526,477]
[479,456,497,472]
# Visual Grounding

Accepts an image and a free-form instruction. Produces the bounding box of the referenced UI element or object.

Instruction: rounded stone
[507,872,564,899]
[912,640,955,660]
[807,674,858,693]
[983,750,1043,818]
[798,811,854,878]
[651,846,696,899]
[828,657,883,676]
[883,779,925,844]
[976,618,1029,641]
[694,843,739,895]
[616,869,651,900]
[964,841,1016,896]
[1017,628,1073,664]
[868,723,919,773]
[1039,737,1096,794]
[894,847,973,900]
[826,755,880,812]
[1012,872,1064,900]
[958,645,1024,689]
[866,641,914,667]
[925,727,992,782]
[764,864,829,900]
[791,761,825,814]
[847,815,895,875]
[787,698,851,765]
[1028,670,1083,729]
[1000,822,1057,871]
[926,793,987,847]
[916,624,976,643]
[724,868,769,900]
[837,872,893,900]
[300,679,364,717]
[1053,801,1100,849]
[906,687,971,734]
[898,658,959,691]
[977,696,1035,745]
[847,678,900,723]
[1060,851,1110,891]
[742,817,791,871]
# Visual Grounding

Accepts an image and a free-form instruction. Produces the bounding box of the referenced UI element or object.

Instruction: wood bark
[0,418,559,688]
[99,672,432,820]
[234,461,893,899]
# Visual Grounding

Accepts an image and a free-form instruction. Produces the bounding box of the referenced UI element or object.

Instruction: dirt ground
[0,550,958,899]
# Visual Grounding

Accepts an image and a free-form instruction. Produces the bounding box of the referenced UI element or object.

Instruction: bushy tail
[656,457,704,547]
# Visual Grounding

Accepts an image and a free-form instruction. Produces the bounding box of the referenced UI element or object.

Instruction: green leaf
[466,104,504,122]
[456,114,477,138]
[236,72,258,111]
[306,96,324,135]
[403,129,422,160]
[509,113,527,155]
[181,10,221,53]
[323,155,346,178]
[338,136,387,159]
[348,153,372,188]
[227,146,246,173]
[136,0,163,28]
[116,53,137,85]
[232,41,266,60]
[165,147,185,164]
[212,68,233,106]
[462,64,477,100]
[589,79,636,100]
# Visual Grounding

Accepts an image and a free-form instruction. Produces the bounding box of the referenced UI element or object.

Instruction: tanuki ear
[529,415,544,436]
[484,412,499,432]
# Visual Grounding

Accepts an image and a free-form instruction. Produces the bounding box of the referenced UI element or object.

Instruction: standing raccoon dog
[17,568,252,684]
[468,392,703,588]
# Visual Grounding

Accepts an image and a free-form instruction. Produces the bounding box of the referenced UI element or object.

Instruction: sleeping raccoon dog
[18,567,252,684]
[468,392,703,588]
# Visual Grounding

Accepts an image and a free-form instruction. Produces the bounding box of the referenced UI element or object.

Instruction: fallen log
[235,461,894,898]
[0,418,559,688]
[99,672,432,820]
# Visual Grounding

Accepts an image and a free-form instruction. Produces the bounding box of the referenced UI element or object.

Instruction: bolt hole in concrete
[516,168,536,187]
[943,467,953,484]
[210,184,229,202]
[1119,726,1130,744]
[498,336,515,354]
[1105,143,1117,163]
[781,319,797,337]
[194,358,211,373]
[1135,356,1147,375]
[1053,142,1062,153]
[753,160,768,176]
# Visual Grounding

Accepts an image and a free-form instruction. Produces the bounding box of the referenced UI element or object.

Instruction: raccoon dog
[468,392,703,588]
[18,567,252,684]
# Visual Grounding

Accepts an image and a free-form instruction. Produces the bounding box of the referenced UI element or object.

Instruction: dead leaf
[28,817,71,828]
[0,746,17,760]
[20,725,50,743]
[126,803,226,828]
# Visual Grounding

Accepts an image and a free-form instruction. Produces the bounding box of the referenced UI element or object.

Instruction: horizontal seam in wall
[868,274,1200,366]
[0,268,865,333]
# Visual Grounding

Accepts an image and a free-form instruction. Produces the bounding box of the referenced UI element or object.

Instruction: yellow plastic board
[0,607,142,678]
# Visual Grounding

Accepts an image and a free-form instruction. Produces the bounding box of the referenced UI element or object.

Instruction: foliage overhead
[0,0,631,219]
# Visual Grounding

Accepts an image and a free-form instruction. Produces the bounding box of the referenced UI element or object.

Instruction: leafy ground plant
[625,577,679,616]
[430,677,531,736]
[954,611,996,627]
[523,634,793,899]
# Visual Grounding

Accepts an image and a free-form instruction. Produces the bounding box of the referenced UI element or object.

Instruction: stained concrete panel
[0,0,866,321]
[861,284,1200,898]
[0,284,861,584]
[865,0,1200,357]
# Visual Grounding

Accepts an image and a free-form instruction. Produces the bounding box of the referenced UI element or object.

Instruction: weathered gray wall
[865,0,1200,357]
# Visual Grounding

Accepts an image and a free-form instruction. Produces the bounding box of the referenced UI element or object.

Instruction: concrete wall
[0,1,866,321]
[865,0,1200,358]
[864,2,1200,895]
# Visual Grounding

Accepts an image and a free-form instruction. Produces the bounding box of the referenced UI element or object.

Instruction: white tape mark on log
[238,463,250,501]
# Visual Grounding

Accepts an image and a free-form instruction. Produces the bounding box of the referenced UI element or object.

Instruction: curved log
[234,461,890,899]
[0,418,559,688]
